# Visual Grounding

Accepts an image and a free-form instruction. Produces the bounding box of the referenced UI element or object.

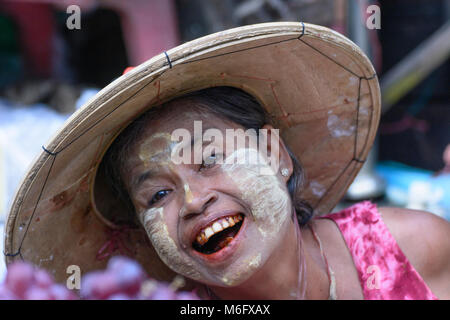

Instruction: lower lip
[191,216,247,264]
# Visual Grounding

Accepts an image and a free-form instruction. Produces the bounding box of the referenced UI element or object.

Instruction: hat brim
[4,22,380,284]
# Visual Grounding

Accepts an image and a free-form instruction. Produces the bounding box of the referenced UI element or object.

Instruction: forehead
[138,98,241,138]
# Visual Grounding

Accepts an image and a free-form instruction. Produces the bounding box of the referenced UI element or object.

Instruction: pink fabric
[318,201,438,300]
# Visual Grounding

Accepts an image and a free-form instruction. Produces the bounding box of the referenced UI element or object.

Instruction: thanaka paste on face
[140,206,203,281]
[135,129,220,283]
[138,143,292,287]
[221,253,262,286]
[222,147,290,237]
[184,183,194,204]
[134,115,293,287]
[214,147,292,286]
[138,132,178,167]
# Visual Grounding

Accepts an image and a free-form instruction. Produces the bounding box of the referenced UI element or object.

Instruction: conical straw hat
[4,22,380,284]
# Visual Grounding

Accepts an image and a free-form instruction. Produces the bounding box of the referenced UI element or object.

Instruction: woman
[4,22,449,299]
[100,86,449,300]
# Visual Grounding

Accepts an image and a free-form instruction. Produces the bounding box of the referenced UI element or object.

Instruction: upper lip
[185,210,244,248]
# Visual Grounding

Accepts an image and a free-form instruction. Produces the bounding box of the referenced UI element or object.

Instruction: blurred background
[0,0,449,278]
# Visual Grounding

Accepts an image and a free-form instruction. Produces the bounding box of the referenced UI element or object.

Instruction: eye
[148,190,171,206]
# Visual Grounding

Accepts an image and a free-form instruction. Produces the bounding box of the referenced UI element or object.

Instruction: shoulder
[378,206,450,299]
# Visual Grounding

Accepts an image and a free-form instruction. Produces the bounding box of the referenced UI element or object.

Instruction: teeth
[212,222,223,233]
[195,214,243,246]
[204,227,214,239]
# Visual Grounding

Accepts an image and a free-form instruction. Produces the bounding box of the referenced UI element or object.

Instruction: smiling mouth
[192,214,244,255]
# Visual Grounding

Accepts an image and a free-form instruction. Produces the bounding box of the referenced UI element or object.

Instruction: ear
[261,124,293,182]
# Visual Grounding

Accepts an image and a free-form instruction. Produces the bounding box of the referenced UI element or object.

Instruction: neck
[207,218,331,300]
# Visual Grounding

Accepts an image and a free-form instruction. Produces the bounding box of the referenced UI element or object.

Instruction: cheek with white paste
[139,207,202,281]
[140,205,249,286]
[222,148,291,237]
[214,148,292,286]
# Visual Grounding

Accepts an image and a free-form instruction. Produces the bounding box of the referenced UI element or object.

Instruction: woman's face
[122,101,294,287]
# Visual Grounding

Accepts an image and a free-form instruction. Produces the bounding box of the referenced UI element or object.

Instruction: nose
[179,184,218,219]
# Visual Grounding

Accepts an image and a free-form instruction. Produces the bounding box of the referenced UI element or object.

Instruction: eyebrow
[132,163,181,193]
[132,168,158,192]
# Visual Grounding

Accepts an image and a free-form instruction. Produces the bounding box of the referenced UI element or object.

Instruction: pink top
[318,201,438,300]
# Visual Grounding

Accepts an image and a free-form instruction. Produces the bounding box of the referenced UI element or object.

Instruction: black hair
[100,86,313,227]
